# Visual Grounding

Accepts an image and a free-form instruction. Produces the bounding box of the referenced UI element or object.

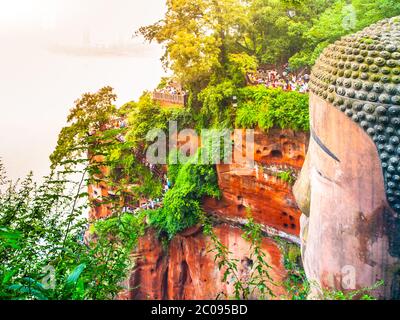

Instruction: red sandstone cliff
[124,128,308,300]
[204,129,307,237]
[119,225,286,300]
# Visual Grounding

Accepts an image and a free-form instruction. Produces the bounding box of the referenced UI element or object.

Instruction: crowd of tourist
[121,175,170,214]
[247,68,310,93]
[153,81,187,96]
[152,80,188,105]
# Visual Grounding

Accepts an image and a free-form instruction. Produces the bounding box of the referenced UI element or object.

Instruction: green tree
[50,86,117,168]
[51,87,163,213]
[290,0,400,68]
[239,0,333,66]
[138,0,248,87]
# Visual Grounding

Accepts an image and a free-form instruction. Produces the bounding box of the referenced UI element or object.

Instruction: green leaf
[66,263,86,286]
[8,284,48,300]
[2,270,17,285]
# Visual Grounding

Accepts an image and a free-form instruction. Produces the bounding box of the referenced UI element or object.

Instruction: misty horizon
[0,0,168,181]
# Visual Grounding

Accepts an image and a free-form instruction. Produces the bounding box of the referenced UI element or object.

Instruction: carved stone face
[294,17,400,299]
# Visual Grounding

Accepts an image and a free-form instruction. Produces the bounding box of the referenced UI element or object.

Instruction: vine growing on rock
[275,169,297,185]
[202,211,276,300]
[275,238,310,300]
[320,280,384,300]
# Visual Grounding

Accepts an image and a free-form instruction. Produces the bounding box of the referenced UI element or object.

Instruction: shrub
[275,169,297,185]
[235,86,310,131]
[94,212,146,246]
[127,92,194,148]
[0,168,140,300]
[148,149,220,240]
[197,80,237,129]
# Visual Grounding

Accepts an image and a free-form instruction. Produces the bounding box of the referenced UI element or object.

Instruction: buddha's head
[294,17,400,299]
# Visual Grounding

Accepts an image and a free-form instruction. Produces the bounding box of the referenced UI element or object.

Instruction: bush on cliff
[148,149,221,240]
[127,92,193,149]
[197,80,238,129]
[235,86,310,131]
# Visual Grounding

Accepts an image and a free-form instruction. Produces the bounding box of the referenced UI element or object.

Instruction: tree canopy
[139,0,400,87]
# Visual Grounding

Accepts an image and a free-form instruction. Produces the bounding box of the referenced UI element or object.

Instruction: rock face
[125,128,308,300]
[88,155,113,220]
[87,127,309,299]
[204,128,308,238]
[123,225,287,300]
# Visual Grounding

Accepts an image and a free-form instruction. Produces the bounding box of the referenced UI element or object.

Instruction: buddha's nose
[293,152,311,217]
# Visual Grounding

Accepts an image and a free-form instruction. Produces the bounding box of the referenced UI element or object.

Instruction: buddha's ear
[293,151,311,217]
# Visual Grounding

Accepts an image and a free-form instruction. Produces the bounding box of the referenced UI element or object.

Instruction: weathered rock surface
[204,128,308,238]
[88,127,308,299]
[122,128,308,300]
[124,224,287,300]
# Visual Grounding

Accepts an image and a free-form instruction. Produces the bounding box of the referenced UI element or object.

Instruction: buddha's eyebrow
[311,127,340,163]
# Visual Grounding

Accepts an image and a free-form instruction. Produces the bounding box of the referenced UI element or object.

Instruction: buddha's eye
[311,127,340,163]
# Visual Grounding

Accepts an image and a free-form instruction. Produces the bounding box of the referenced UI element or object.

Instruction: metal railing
[152,91,187,106]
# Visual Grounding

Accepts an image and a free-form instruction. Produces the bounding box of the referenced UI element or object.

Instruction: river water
[0,0,166,181]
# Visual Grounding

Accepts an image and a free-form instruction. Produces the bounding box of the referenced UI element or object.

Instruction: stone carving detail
[310,17,400,212]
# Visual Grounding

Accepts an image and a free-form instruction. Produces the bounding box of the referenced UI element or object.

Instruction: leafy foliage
[138,0,248,86]
[51,87,163,214]
[227,53,258,86]
[137,0,319,128]
[290,0,400,68]
[50,86,117,168]
[275,239,310,300]
[320,280,384,300]
[0,167,140,300]
[0,88,162,300]
[148,149,220,240]
[275,169,297,185]
[197,80,237,129]
[107,139,163,203]
[242,0,335,66]
[0,160,7,186]
[127,92,193,147]
[140,0,400,80]
[93,212,146,248]
[236,86,310,131]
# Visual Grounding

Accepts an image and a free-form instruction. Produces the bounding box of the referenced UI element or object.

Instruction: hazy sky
[0,0,167,181]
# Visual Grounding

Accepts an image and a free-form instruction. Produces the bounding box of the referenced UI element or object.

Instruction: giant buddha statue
[294,17,400,299]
